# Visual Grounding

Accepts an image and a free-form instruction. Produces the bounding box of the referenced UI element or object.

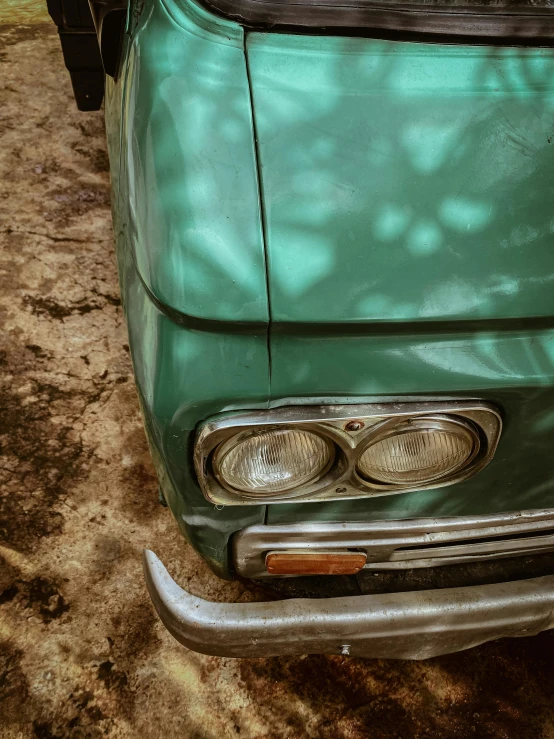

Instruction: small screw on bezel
[345,420,364,432]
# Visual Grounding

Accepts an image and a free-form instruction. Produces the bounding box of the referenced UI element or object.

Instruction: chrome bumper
[143,550,554,659]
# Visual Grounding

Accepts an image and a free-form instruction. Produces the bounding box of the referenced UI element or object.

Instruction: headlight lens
[214,428,334,497]
[356,418,477,486]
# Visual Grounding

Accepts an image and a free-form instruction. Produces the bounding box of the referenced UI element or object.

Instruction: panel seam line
[244,32,271,528]
[244,32,273,405]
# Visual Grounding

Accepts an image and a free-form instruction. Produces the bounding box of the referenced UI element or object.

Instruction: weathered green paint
[122,245,268,576]
[106,0,554,575]
[247,34,554,324]
[245,33,554,532]
[105,0,269,575]
[267,329,554,524]
[123,0,268,323]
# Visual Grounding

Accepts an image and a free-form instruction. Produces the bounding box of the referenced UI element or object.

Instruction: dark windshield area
[199,0,554,42]
[369,0,553,4]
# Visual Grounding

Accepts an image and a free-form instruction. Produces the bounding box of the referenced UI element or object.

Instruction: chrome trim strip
[366,547,554,570]
[143,549,554,659]
[194,401,502,505]
[233,509,554,578]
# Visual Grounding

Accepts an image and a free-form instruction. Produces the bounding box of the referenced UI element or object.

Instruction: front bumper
[143,550,554,659]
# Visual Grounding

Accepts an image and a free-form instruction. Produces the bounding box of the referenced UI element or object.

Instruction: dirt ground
[3,19,554,739]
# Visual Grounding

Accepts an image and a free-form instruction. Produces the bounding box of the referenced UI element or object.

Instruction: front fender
[120,0,268,324]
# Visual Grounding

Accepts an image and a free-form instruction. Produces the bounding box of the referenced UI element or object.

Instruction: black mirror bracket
[47,0,105,111]
[88,0,128,80]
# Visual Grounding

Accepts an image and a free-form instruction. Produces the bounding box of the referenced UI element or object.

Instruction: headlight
[356,417,478,486]
[194,402,501,505]
[214,428,334,498]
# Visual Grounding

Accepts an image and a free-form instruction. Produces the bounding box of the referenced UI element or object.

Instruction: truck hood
[245,34,554,524]
[247,34,554,326]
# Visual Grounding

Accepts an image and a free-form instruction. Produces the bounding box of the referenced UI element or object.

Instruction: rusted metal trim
[194,401,501,505]
[143,549,554,659]
[234,509,554,578]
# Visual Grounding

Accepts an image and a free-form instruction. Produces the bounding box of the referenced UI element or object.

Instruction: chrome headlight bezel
[193,401,502,505]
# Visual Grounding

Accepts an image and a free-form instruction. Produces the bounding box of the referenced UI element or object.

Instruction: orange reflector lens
[265,551,367,576]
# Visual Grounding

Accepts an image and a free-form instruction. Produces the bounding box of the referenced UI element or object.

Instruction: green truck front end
[53,0,554,657]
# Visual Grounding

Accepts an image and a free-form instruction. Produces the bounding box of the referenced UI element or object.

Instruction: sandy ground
[3,20,554,739]
[0,2,49,24]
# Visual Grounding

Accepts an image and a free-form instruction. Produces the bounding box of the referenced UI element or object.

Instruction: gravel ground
[3,20,554,739]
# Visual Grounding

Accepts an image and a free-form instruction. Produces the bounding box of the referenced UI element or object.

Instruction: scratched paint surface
[3,22,554,739]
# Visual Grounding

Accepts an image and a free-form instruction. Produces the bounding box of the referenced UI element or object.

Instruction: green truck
[50,0,554,659]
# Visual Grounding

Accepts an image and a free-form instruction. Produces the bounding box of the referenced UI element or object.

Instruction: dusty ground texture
[3,21,554,739]
[0,1,49,24]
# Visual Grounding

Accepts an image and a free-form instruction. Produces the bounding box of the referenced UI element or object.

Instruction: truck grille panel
[233,510,554,578]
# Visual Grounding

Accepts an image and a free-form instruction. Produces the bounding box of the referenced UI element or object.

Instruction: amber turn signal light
[265,550,367,576]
